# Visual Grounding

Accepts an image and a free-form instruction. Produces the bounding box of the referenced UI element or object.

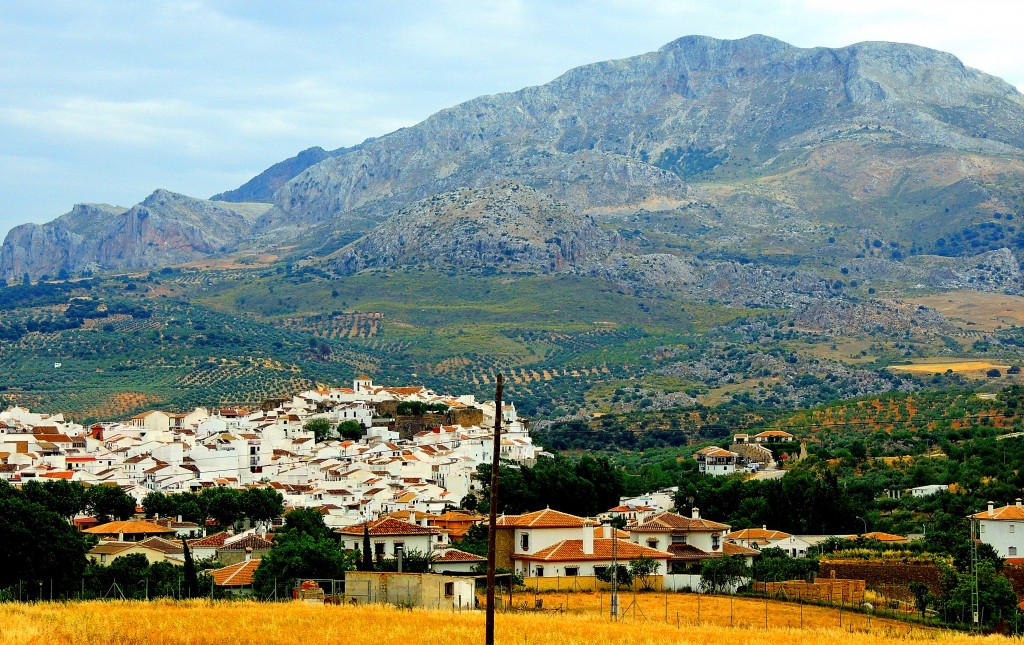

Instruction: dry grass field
[886,359,1010,376]
[0,597,1003,645]
[910,290,1024,332]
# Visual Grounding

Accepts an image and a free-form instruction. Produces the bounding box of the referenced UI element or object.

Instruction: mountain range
[4,34,1024,301]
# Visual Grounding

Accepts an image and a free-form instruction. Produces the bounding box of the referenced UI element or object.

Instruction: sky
[2,0,1023,239]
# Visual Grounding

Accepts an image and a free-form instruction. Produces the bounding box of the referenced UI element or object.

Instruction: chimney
[582,525,594,555]
[692,507,700,520]
[988,501,995,515]
[118,531,124,542]
[602,525,612,539]
[1017,499,1022,507]
[762,525,767,531]
[245,546,253,562]
[408,511,416,525]
[177,515,182,523]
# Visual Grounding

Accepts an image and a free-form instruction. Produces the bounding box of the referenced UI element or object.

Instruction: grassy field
[0,597,989,645]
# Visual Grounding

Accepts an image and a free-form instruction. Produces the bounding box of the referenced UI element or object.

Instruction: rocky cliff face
[0,191,271,278]
[259,34,1024,253]
[329,183,615,275]
[211,146,332,203]
[5,35,1024,281]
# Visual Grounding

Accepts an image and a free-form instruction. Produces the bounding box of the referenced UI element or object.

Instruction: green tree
[252,533,356,597]
[460,494,478,512]
[86,484,136,522]
[282,507,332,540]
[22,479,86,521]
[699,555,748,593]
[596,564,632,588]
[452,522,488,557]
[182,537,199,598]
[628,557,659,591]
[361,523,374,572]
[305,418,334,442]
[0,481,94,594]
[337,420,364,441]
[142,491,173,519]
[909,581,934,620]
[241,487,284,524]
[201,487,242,529]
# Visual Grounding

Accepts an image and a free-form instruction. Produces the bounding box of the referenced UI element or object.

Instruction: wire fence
[3,575,1019,635]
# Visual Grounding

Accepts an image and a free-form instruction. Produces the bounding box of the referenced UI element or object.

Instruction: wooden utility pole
[485,373,504,645]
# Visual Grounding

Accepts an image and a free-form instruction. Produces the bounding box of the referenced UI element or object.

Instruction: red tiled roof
[969,504,1024,521]
[849,531,908,542]
[188,531,230,548]
[496,508,596,529]
[723,542,761,557]
[726,528,791,540]
[436,549,486,562]
[630,511,729,533]
[516,538,671,562]
[84,520,175,535]
[212,559,261,586]
[221,534,273,551]
[336,517,438,536]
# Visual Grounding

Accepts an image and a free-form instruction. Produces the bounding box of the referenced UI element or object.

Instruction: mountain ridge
[3,34,1024,281]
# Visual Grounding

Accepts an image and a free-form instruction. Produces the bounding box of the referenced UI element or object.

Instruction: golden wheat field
[0,598,1011,645]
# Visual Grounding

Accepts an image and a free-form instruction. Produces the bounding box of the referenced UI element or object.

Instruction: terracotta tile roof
[723,542,761,556]
[516,538,671,562]
[754,431,794,438]
[607,505,656,513]
[220,534,274,551]
[726,528,791,540]
[629,512,729,533]
[337,517,438,536]
[137,537,184,554]
[188,531,230,547]
[496,508,596,529]
[212,559,261,586]
[593,527,630,539]
[434,510,484,523]
[84,520,176,535]
[849,531,909,542]
[89,542,132,556]
[969,504,1024,521]
[666,544,716,561]
[436,548,486,562]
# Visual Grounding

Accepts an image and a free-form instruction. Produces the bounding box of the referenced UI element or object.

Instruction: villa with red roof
[969,500,1024,558]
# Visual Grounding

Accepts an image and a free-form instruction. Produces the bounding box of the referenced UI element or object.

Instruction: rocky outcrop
[211,146,332,203]
[0,191,271,279]
[329,183,616,275]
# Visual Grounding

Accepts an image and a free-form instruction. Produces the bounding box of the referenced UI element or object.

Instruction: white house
[693,446,743,476]
[726,527,812,558]
[336,516,442,561]
[515,524,671,578]
[969,500,1024,558]
[911,484,949,497]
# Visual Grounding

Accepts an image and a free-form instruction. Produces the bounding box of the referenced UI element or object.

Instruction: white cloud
[0,0,1021,237]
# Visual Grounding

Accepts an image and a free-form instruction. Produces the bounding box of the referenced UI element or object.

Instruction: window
[1010,547,1018,556]
[375,542,386,557]
[444,582,454,597]
[565,567,579,577]
[594,566,607,577]
[1012,525,1016,534]
[393,541,404,555]
[671,534,687,545]
[647,539,659,549]
[535,566,544,577]
[712,535,721,550]
[520,533,529,551]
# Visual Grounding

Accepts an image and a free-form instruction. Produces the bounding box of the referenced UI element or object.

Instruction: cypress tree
[361,523,373,572]
[182,537,199,598]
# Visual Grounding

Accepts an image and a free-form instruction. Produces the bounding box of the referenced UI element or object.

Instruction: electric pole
[485,374,503,645]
